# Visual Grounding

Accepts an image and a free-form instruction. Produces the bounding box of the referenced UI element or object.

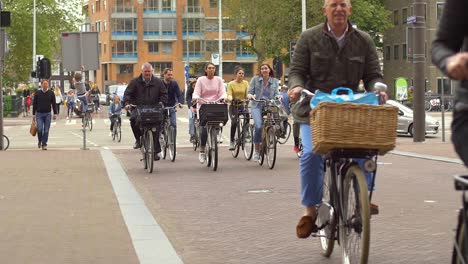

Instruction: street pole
[218,0,223,78]
[32,0,36,83]
[302,0,306,32]
[412,0,426,142]
[0,1,4,150]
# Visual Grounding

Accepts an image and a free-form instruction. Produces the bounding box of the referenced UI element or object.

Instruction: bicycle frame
[453,175,468,264]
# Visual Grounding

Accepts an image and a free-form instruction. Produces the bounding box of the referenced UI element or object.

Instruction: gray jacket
[289,22,383,123]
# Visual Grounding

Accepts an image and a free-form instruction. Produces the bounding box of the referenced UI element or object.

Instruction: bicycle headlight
[363,159,377,172]
[219,123,224,127]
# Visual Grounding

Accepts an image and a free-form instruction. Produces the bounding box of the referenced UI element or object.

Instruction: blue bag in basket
[310,87,379,109]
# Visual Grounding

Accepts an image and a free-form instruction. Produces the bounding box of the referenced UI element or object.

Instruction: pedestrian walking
[53,85,63,115]
[32,80,57,150]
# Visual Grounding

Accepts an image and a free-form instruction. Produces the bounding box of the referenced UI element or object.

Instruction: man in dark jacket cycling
[124,63,168,159]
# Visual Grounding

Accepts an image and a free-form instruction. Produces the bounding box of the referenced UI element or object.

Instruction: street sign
[61,32,99,71]
[407,16,417,24]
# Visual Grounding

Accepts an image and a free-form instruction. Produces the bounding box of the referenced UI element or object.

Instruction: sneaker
[253,152,260,162]
[190,135,196,143]
[38,142,41,149]
[109,132,112,137]
[133,140,141,149]
[42,145,47,150]
[370,203,379,215]
[154,153,161,161]
[293,145,301,153]
[229,142,235,150]
[198,152,206,164]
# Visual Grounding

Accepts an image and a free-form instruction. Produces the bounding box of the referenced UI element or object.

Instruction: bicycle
[2,134,9,150]
[453,174,468,264]
[110,114,121,142]
[195,98,228,171]
[192,110,200,151]
[160,104,181,162]
[229,99,254,160]
[252,99,281,169]
[131,104,164,173]
[82,102,94,131]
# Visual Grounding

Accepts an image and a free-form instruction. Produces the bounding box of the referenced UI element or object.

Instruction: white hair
[323,0,351,7]
[141,63,153,71]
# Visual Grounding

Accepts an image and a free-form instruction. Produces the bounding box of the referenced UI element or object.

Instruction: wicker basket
[310,102,398,155]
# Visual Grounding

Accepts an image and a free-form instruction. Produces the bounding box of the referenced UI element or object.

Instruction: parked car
[386,99,440,137]
[99,94,108,106]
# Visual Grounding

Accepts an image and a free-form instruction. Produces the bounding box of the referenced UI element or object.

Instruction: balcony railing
[184,6,204,13]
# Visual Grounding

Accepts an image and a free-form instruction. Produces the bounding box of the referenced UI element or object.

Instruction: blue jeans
[300,123,375,207]
[169,108,177,134]
[36,112,52,146]
[188,109,195,136]
[251,106,263,144]
[77,94,88,113]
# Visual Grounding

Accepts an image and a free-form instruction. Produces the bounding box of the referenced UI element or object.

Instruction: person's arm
[247,77,256,99]
[51,91,57,115]
[288,30,312,91]
[226,82,234,101]
[192,78,202,100]
[159,81,168,107]
[217,77,227,100]
[123,82,134,109]
[432,0,468,79]
[174,82,183,105]
[32,91,38,116]
[186,88,193,108]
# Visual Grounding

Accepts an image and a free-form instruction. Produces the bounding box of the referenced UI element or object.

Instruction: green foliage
[3,96,11,117]
[224,0,391,65]
[1,0,82,85]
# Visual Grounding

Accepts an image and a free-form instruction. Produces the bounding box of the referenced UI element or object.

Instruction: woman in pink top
[192,62,227,163]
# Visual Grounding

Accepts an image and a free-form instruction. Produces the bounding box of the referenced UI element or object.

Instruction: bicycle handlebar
[193,98,226,104]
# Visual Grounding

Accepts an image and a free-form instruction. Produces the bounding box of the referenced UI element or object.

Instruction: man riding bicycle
[124,63,168,160]
[288,0,386,238]
[162,68,183,135]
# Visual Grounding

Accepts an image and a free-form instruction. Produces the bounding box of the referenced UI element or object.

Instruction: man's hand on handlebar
[288,87,304,103]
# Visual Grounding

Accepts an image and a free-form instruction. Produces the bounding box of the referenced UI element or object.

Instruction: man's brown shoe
[370,203,379,215]
[296,215,318,238]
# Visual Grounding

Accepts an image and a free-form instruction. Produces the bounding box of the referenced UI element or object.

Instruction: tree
[224,0,391,65]
[1,0,82,86]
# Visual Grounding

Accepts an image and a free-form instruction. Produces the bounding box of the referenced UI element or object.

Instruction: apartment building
[382,0,450,99]
[81,0,258,92]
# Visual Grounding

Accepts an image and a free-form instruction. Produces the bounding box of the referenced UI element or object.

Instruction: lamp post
[32,0,36,81]
[218,0,223,78]
[302,0,306,32]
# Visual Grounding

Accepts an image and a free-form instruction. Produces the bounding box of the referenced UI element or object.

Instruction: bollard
[81,125,89,150]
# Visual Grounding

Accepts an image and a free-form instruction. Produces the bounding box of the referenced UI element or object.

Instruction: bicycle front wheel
[88,114,93,131]
[231,121,241,158]
[141,136,147,170]
[317,160,336,257]
[243,124,254,160]
[453,210,468,264]
[168,126,176,162]
[117,123,122,142]
[2,135,9,150]
[145,130,154,173]
[277,121,291,144]
[266,127,277,169]
[210,128,218,171]
[340,164,370,264]
[160,125,168,159]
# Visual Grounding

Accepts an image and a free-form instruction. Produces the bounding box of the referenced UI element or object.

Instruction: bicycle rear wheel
[243,124,254,160]
[2,135,9,150]
[266,127,277,169]
[340,164,370,264]
[89,114,93,131]
[168,126,176,162]
[317,160,336,257]
[231,121,241,158]
[277,121,291,144]
[193,123,199,151]
[453,209,468,264]
[141,136,147,170]
[117,123,122,142]
[210,128,218,171]
[145,130,154,173]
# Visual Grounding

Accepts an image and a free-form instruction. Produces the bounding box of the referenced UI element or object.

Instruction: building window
[118,64,133,74]
[394,45,399,60]
[113,18,137,35]
[205,40,218,53]
[393,10,399,25]
[183,18,202,34]
[162,0,175,12]
[402,43,407,59]
[210,0,217,8]
[162,42,173,54]
[115,0,133,13]
[183,40,203,55]
[402,8,407,24]
[103,64,108,81]
[144,19,160,35]
[104,43,107,54]
[437,77,452,95]
[437,3,444,21]
[161,18,176,35]
[385,46,391,60]
[187,0,201,13]
[237,40,254,56]
[148,42,159,53]
[113,40,137,58]
[96,0,101,12]
[95,21,101,32]
[145,0,158,12]
[150,62,173,76]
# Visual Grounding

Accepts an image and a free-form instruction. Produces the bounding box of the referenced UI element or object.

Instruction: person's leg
[130,119,142,148]
[229,105,238,148]
[452,107,468,166]
[152,127,162,157]
[36,112,45,147]
[188,109,195,138]
[169,108,177,135]
[293,122,300,147]
[198,126,208,163]
[41,112,52,147]
[251,106,262,148]
[110,115,115,131]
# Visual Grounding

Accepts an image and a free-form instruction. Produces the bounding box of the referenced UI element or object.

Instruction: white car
[386,100,440,137]
[99,94,108,105]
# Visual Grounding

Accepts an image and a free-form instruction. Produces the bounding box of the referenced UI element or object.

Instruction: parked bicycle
[130,104,164,173]
[160,104,181,162]
[252,99,282,169]
[195,98,228,171]
[453,174,468,264]
[230,99,254,160]
[110,114,121,142]
[2,134,9,150]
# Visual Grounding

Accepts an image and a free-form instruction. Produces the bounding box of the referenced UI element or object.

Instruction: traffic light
[36,58,51,79]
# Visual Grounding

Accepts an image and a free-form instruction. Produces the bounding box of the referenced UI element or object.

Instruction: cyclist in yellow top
[226,67,249,150]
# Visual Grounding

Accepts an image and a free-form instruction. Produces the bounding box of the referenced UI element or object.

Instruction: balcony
[111,31,137,41]
[143,31,177,41]
[236,53,258,61]
[143,9,177,18]
[111,53,138,64]
[111,5,137,18]
[182,6,205,19]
